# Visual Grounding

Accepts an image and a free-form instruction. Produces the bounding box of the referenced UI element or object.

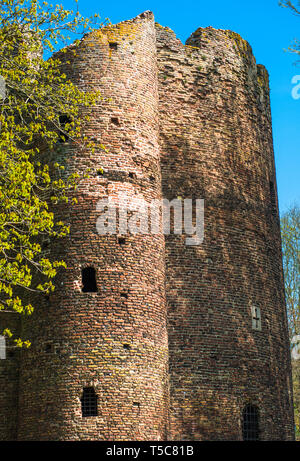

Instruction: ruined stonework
[0,11,295,441]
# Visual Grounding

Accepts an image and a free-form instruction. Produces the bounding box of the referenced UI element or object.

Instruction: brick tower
[0,12,295,441]
[156,24,294,441]
[16,11,169,441]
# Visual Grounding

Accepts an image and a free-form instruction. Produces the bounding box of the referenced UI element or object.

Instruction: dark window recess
[42,239,50,250]
[109,42,118,50]
[128,172,136,179]
[45,344,52,353]
[118,237,126,245]
[269,181,277,215]
[82,267,98,293]
[81,387,98,417]
[58,114,71,143]
[111,117,120,126]
[242,405,259,441]
[123,344,131,350]
[149,175,155,182]
[121,292,128,299]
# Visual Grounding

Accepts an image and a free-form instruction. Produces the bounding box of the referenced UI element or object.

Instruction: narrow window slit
[111,117,120,126]
[118,237,126,245]
[251,306,262,331]
[58,114,71,143]
[81,387,98,417]
[123,344,131,350]
[242,405,259,441]
[82,267,98,293]
[45,344,52,353]
[109,42,118,50]
[42,239,50,250]
[0,336,6,360]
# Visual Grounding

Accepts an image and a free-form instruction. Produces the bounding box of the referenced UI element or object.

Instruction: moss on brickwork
[257,64,270,89]
[224,30,252,58]
[155,22,175,34]
[156,15,294,442]
[91,22,140,45]
[1,11,294,442]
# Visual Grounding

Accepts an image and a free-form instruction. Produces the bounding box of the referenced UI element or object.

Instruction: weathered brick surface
[0,12,294,441]
[0,314,20,440]
[16,12,169,441]
[156,25,294,440]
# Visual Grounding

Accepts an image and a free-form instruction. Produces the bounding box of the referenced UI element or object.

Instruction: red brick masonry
[0,11,295,441]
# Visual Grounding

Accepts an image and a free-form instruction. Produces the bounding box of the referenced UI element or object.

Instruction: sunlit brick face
[2,11,293,442]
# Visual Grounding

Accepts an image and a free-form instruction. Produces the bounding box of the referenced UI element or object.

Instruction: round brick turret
[156,25,294,440]
[16,12,169,441]
[0,13,294,442]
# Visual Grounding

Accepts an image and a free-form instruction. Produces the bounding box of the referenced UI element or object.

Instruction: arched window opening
[242,405,259,441]
[82,267,97,293]
[81,387,98,417]
[58,114,71,143]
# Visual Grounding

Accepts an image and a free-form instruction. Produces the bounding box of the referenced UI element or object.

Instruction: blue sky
[63,0,299,214]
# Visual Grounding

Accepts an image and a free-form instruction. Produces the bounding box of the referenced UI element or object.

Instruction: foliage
[281,205,300,439]
[281,205,300,340]
[279,0,300,63]
[0,0,103,346]
[293,360,300,440]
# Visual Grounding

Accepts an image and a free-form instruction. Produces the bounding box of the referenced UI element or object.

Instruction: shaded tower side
[17,12,169,441]
[156,25,294,440]
[0,314,20,440]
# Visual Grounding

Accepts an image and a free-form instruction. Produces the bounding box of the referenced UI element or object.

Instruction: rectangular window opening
[58,114,71,143]
[81,387,98,417]
[111,117,120,126]
[109,42,118,50]
[82,266,98,293]
[251,306,262,331]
